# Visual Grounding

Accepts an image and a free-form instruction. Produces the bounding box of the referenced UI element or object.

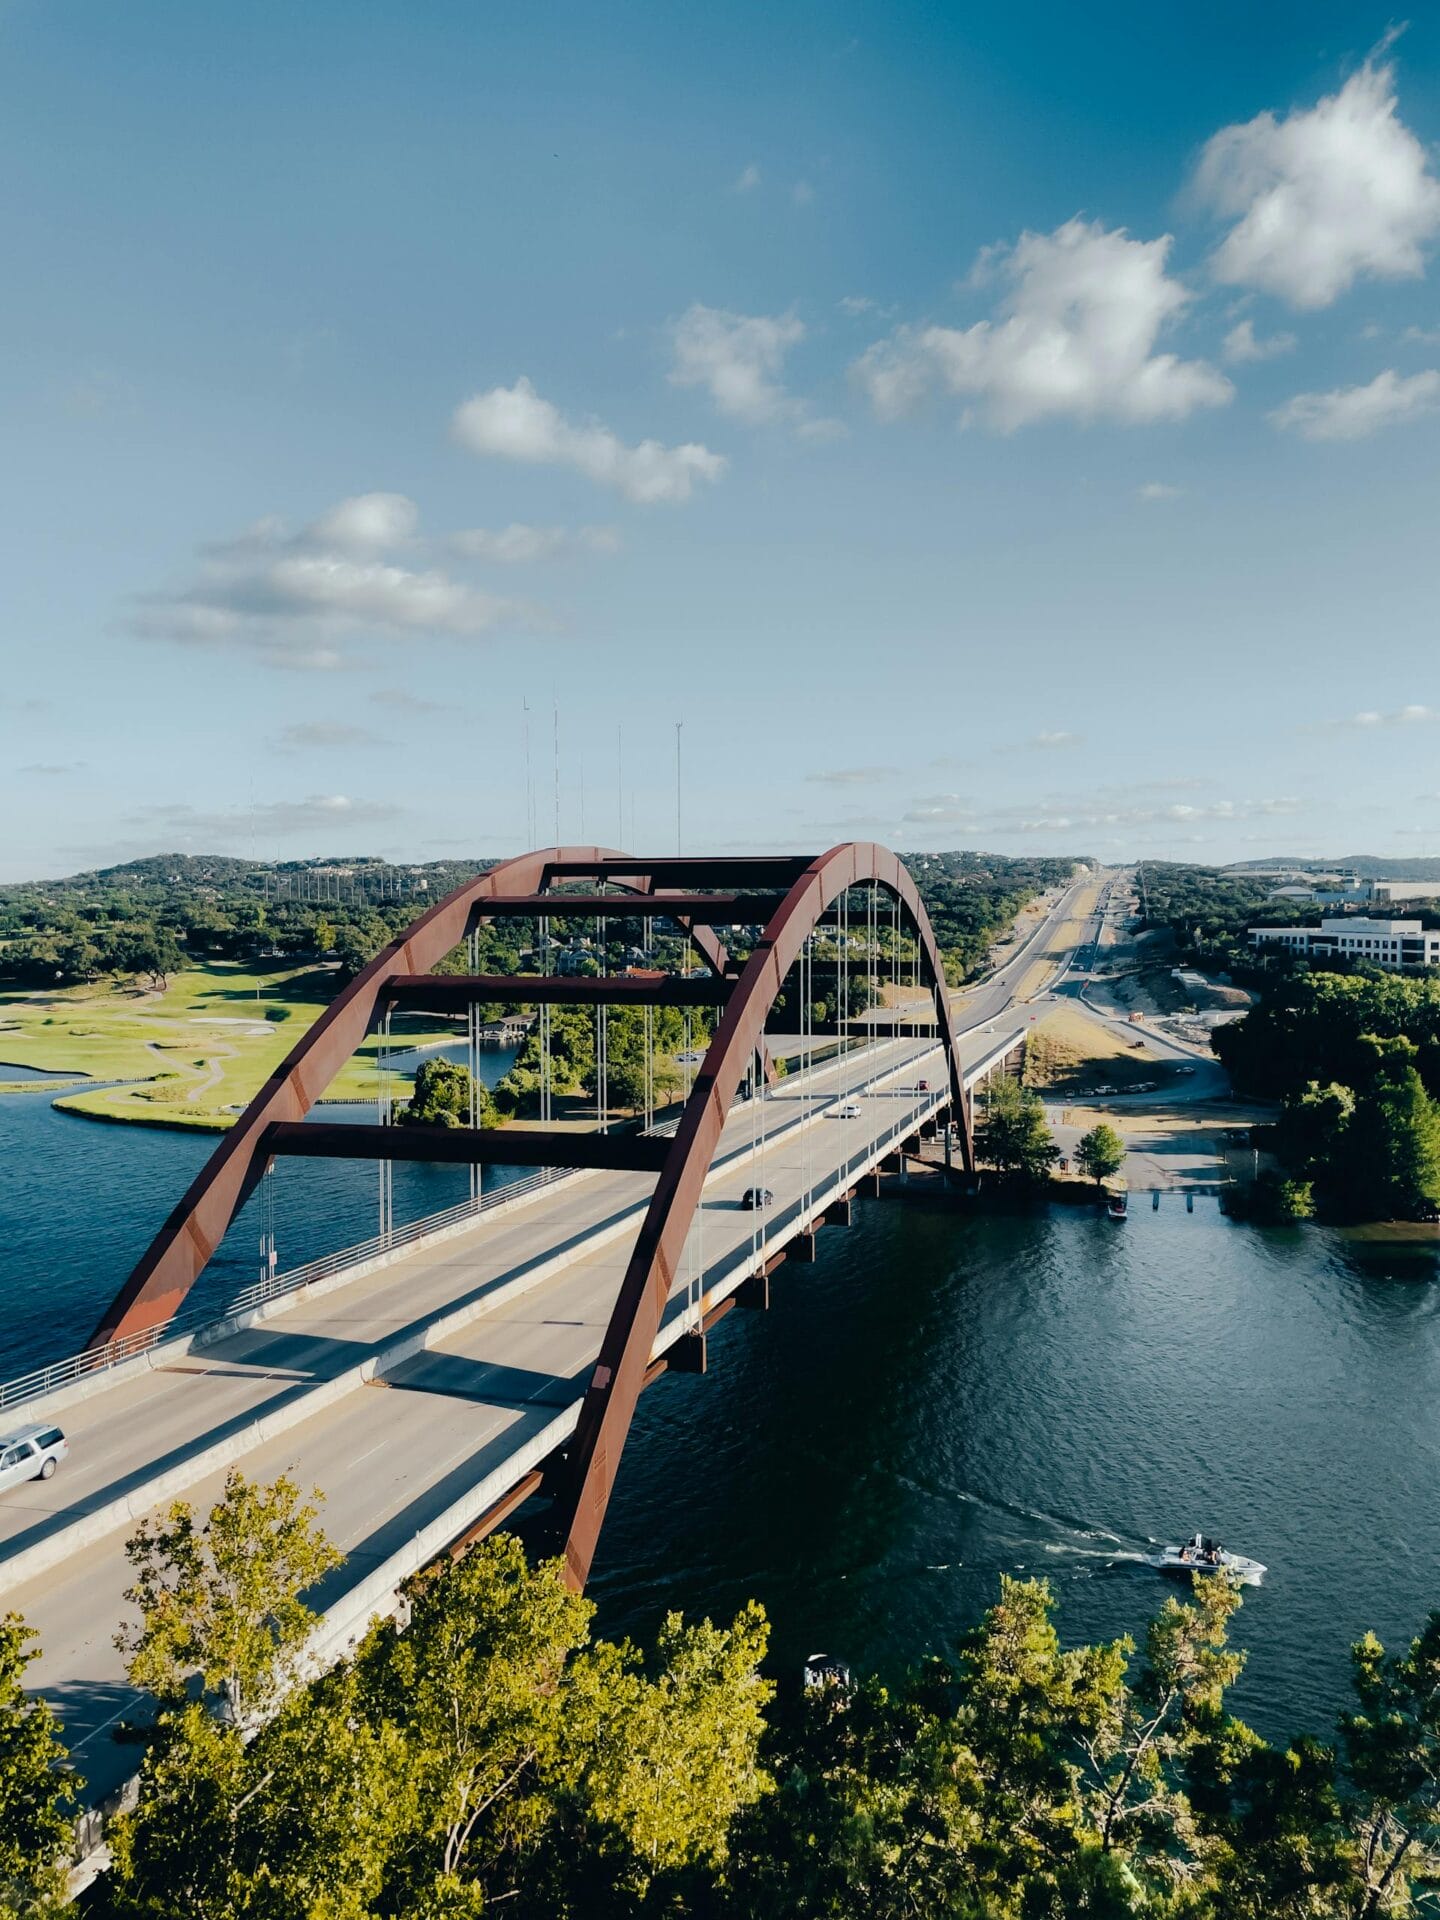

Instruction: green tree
[0,1615,75,1920]
[976,1078,1060,1182]
[1344,1053,1440,1220]
[116,1470,342,1727]
[105,1676,411,1920]
[1341,1610,1440,1918]
[402,1057,498,1130]
[1076,1122,1126,1186]
[568,1604,773,1880]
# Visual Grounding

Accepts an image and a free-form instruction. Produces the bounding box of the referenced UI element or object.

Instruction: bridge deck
[7,1022,1022,1809]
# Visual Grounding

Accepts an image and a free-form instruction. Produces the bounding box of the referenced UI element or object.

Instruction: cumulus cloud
[1222,318,1298,363]
[735,163,762,192]
[450,523,620,563]
[1338,703,1436,727]
[135,493,523,668]
[1136,481,1183,500]
[451,377,725,503]
[1196,56,1440,309]
[1269,367,1440,439]
[668,303,843,438]
[852,219,1233,431]
[307,492,419,552]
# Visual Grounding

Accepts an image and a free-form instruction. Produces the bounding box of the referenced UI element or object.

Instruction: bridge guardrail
[0,1159,597,1417]
[0,1035,973,1420]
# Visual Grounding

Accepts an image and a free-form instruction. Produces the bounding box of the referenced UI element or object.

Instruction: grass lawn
[0,961,456,1131]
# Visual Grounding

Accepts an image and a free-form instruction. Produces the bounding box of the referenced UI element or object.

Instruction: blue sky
[3,0,1440,878]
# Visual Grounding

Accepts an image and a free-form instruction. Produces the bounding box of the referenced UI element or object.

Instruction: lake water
[3,1079,1439,1741]
[0,1041,520,1373]
[585,1191,1440,1744]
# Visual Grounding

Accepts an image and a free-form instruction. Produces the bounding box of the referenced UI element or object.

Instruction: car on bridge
[741,1186,775,1210]
[829,1100,861,1119]
[0,1423,68,1494]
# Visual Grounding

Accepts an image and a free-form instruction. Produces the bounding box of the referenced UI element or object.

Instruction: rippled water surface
[4,1083,1439,1738]
[0,1043,518,1373]
[588,1193,1440,1741]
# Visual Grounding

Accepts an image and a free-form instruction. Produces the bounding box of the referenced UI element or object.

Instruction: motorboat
[1152,1533,1265,1585]
[1107,1190,1128,1220]
[802,1652,853,1693]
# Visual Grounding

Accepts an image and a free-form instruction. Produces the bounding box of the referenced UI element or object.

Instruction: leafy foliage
[976,1077,1060,1181]
[1077,1122,1127,1184]
[1220,979,1440,1218]
[0,1615,75,1920]
[401,1056,499,1129]
[115,1470,342,1727]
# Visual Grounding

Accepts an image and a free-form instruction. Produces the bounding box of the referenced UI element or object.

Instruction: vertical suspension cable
[467,925,480,1207]
[802,931,813,1218]
[643,913,654,1128]
[539,911,552,1127]
[377,1007,393,1245]
[597,895,608,1133]
[260,1158,277,1294]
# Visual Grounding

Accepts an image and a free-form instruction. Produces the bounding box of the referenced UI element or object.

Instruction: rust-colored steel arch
[556,842,973,1589]
[88,846,735,1351]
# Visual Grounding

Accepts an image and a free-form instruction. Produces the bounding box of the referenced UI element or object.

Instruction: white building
[1248,917,1440,971]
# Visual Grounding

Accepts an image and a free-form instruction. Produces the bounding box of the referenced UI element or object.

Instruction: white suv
[0,1424,69,1493]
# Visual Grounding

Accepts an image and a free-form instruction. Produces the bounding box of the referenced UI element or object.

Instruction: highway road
[4,869,1101,1811]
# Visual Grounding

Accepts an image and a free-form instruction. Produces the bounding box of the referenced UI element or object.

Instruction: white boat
[1151,1533,1265,1585]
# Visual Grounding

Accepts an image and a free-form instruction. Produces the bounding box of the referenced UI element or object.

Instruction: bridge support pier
[825,1194,853,1226]
[791,1229,817,1263]
[668,1329,708,1374]
[737,1269,770,1309]
[861,1169,882,1198]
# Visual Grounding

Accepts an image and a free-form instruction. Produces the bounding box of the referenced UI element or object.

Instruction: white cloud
[853,219,1233,431]
[1339,703,1436,727]
[308,492,419,552]
[792,180,815,208]
[1197,56,1440,309]
[735,163,762,192]
[1269,367,1440,439]
[136,493,523,667]
[985,795,1299,834]
[1403,324,1440,345]
[669,305,808,425]
[1030,729,1083,747]
[1136,481,1183,500]
[450,523,620,563]
[1222,318,1297,363]
[451,377,725,504]
[839,295,875,315]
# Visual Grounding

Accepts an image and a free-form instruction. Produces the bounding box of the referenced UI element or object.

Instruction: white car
[829,1100,861,1119]
[0,1423,68,1494]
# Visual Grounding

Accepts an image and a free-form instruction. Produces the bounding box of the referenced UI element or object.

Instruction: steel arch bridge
[91,843,973,1589]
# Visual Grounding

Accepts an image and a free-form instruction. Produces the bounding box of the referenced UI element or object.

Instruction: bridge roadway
[8,876,1098,1813]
